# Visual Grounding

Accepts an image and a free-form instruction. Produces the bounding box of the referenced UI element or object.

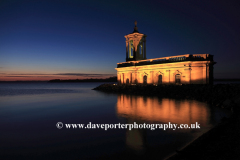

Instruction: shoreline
[93,84,240,159]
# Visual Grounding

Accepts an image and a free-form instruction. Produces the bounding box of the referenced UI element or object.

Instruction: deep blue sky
[1,0,240,80]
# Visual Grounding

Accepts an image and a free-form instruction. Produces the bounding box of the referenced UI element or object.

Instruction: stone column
[122,73,124,84]
[151,71,153,84]
[166,70,170,83]
[117,73,120,84]
[206,64,209,84]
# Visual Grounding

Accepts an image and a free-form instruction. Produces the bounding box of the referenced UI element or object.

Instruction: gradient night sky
[1,0,240,81]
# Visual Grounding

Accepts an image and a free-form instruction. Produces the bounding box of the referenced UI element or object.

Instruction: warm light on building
[116,21,216,85]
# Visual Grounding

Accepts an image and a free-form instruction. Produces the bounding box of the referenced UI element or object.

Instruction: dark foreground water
[0,82,231,159]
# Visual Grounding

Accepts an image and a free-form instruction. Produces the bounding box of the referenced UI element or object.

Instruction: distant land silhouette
[49,76,117,82]
[0,77,240,82]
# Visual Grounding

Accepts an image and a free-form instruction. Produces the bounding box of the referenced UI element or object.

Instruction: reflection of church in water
[116,21,216,85]
[116,94,210,154]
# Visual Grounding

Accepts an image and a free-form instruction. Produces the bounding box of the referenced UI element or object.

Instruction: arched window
[158,75,162,84]
[126,78,129,84]
[143,75,147,85]
[175,74,181,84]
[129,40,133,58]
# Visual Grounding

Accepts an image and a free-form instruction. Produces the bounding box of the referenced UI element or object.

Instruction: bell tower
[125,21,147,62]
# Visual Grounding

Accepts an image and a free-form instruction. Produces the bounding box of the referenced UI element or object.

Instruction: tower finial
[133,20,139,33]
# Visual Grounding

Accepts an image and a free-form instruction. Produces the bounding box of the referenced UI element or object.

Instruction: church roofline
[117,54,215,68]
[124,32,146,38]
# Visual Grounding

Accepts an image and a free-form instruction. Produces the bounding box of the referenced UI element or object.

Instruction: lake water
[0,82,231,159]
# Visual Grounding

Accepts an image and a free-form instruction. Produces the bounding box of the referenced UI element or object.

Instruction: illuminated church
[116,21,216,85]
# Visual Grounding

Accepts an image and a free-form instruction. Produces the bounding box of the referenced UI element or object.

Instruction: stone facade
[116,22,216,85]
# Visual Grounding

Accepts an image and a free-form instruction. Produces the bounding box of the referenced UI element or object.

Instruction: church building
[115,21,216,85]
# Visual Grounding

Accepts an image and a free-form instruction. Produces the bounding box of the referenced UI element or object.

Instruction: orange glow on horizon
[0,74,114,81]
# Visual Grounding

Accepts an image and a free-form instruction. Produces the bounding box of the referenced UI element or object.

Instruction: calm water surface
[0,82,231,159]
